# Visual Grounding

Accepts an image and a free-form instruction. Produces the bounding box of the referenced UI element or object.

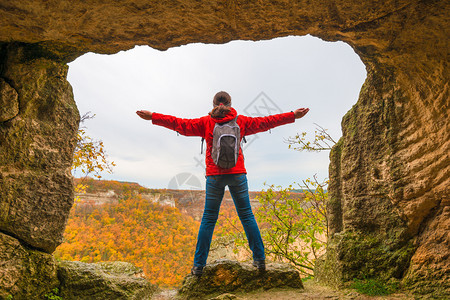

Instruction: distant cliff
[74,178,262,220]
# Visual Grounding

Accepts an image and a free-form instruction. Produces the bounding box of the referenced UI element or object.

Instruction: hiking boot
[191,266,203,276]
[252,260,266,272]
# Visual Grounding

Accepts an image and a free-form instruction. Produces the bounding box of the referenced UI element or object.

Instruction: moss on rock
[0,232,59,299]
[316,230,415,290]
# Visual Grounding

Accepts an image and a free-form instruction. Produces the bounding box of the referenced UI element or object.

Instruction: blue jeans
[193,173,265,267]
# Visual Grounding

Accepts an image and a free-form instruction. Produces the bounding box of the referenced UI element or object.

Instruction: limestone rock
[0,232,59,299]
[402,204,450,297]
[0,0,447,70]
[178,259,303,299]
[0,43,79,253]
[0,78,19,122]
[57,260,157,300]
[322,63,449,294]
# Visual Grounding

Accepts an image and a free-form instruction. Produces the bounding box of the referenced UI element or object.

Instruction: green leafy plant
[220,125,334,275]
[6,295,13,300]
[223,176,328,276]
[44,288,62,300]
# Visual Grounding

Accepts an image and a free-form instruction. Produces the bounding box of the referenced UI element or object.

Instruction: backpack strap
[201,137,205,154]
[236,115,246,143]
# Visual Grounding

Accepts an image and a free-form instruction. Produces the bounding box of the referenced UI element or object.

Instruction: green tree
[221,125,336,276]
[224,177,328,276]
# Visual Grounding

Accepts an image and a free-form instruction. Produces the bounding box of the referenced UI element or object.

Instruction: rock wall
[0,43,79,253]
[0,0,448,297]
[323,59,449,295]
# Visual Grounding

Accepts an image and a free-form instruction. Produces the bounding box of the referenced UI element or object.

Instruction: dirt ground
[151,280,415,300]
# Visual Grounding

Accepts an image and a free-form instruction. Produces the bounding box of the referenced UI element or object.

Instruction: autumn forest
[54,179,243,287]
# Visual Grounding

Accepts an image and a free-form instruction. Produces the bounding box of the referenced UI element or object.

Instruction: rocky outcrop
[0,0,448,298]
[0,231,155,299]
[178,260,303,299]
[58,261,157,300]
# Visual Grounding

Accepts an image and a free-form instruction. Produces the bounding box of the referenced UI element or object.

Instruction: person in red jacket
[136,91,309,276]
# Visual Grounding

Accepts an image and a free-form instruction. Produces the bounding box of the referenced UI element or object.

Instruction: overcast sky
[68,35,366,191]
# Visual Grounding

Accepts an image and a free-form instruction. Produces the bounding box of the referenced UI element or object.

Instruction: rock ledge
[178,259,303,299]
[58,260,157,300]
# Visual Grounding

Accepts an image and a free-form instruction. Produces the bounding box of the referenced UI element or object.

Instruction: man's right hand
[136,110,153,120]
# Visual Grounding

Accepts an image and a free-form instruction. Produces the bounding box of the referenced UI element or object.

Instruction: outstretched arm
[242,108,309,136]
[136,110,205,137]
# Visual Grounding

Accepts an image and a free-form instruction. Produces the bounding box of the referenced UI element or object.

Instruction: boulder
[58,260,157,300]
[178,259,302,299]
[0,232,59,299]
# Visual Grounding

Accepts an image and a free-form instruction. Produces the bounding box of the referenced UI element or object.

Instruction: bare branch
[285,123,337,152]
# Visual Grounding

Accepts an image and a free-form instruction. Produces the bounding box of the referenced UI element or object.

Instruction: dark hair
[209,91,232,118]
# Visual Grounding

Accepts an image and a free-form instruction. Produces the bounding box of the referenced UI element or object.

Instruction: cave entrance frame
[0,1,448,295]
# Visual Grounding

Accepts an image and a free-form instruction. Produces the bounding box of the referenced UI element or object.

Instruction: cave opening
[59,35,366,287]
[67,35,366,191]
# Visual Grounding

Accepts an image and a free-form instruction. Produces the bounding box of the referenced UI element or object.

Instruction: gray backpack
[211,117,240,169]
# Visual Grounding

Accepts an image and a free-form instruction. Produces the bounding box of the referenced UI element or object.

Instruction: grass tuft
[350,278,398,296]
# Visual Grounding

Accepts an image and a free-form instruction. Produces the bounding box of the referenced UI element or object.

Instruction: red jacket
[152,107,295,176]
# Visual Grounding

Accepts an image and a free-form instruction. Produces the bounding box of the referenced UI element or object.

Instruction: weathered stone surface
[0,78,19,122]
[57,260,157,300]
[178,260,303,299]
[0,0,448,297]
[0,43,79,253]
[0,232,60,299]
[402,203,450,297]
